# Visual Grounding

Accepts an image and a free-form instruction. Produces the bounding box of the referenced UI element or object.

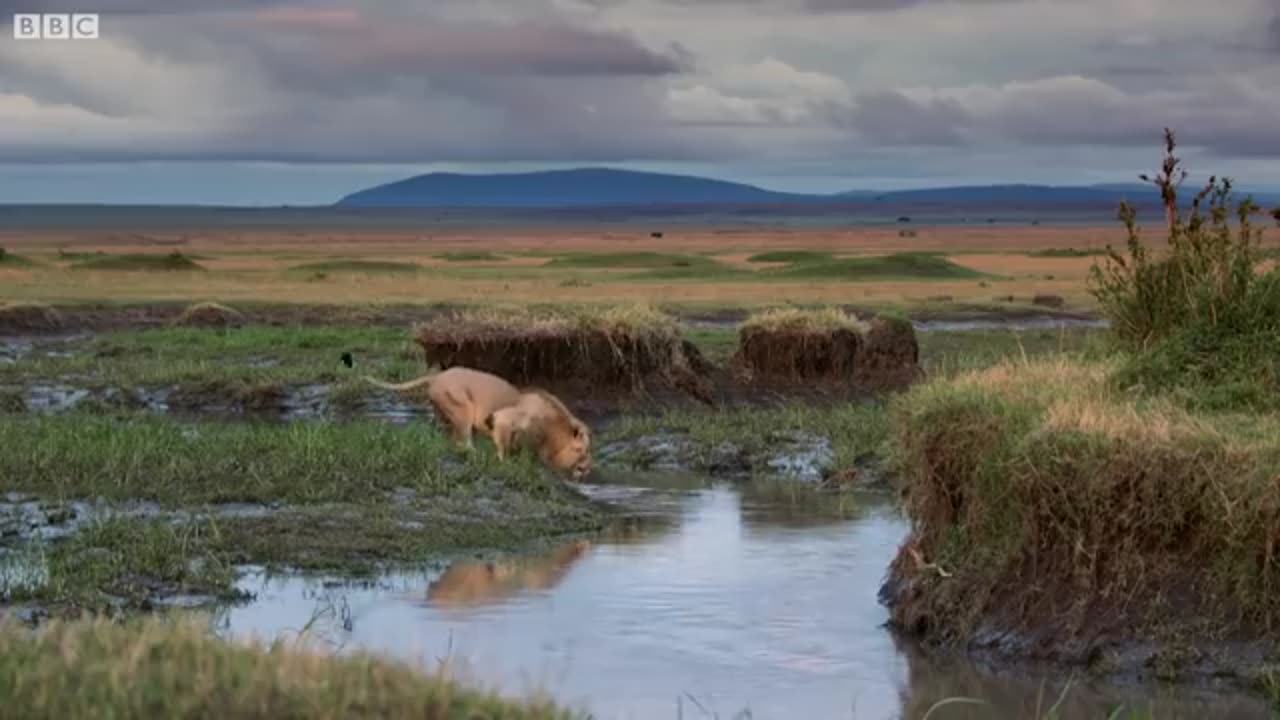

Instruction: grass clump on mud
[175,301,245,328]
[882,132,1280,684]
[883,357,1280,678]
[288,259,421,274]
[765,252,989,281]
[732,307,920,388]
[414,304,710,398]
[0,615,579,719]
[69,251,206,272]
[0,301,63,333]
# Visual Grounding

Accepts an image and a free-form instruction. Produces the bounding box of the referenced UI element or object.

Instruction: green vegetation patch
[745,250,834,264]
[0,615,580,719]
[69,251,206,271]
[1028,247,1108,257]
[543,251,716,270]
[0,414,602,610]
[288,260,421,274]
[0,248,36,266]
[436,250,506,262]
[765,252,990,281]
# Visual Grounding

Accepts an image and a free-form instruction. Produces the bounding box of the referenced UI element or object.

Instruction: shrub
[1088,128,1275,350]
[1088,129,1280,410]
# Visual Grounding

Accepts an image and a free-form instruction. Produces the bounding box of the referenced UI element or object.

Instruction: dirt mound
[175,302,245,328]
[413,306,712,401]
[882,358,1280,682]
[0,302,63,333]
[731,309,921,389]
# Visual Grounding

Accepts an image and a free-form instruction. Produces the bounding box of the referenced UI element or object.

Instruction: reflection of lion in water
[426,539,593,607]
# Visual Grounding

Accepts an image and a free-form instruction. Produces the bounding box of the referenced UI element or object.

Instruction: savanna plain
[3,148,1280,719]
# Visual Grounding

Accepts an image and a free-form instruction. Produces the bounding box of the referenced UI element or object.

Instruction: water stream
[209,478,1271,720]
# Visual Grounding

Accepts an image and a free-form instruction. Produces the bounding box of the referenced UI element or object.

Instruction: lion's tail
[362,372,439,392]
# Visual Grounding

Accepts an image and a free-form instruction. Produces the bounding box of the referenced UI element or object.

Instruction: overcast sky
[1,0,1278,203]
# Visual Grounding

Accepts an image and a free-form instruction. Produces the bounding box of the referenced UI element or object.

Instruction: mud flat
[881,357,1280,695]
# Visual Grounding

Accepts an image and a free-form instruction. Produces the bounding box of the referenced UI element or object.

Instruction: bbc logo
[13,13,100,39]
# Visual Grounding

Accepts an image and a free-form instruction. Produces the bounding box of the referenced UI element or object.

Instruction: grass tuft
[0,614,581,719]
[740,307,868,334]
[885,356,1280,672]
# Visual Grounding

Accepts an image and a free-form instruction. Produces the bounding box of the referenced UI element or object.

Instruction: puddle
[912,316,1110,332]
[597,431,833,482]
[207,480,1269,719]
[0,494,281,543]
[22,383,91,413]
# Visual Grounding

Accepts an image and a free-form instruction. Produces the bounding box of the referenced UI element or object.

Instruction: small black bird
[340,352,353,369]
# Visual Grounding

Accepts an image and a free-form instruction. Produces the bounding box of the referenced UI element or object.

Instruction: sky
[0,0,1278,204]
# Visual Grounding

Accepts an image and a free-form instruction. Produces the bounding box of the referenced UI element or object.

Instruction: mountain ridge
[335,167,1280,209]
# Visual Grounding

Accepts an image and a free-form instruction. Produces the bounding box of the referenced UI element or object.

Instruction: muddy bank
[0,300,1104,336]
[880,359,1280,691]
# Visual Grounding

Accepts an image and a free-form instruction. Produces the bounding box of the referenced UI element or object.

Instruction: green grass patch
[69,252,206,272]
[765,252,990,281]
[0,248,35,266]
[745,250,833,264]
[0,614,580,718]
[435,250,506,262]
[288,260,421,274]
[0,413,602,609]
[0,414,568,506]
[917,326,1108,377]
[542,251,720,270]
[0,325,421,395]
[1028,247,1108,258]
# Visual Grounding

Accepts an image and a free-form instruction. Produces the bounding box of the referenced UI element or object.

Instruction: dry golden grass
[0,223,1185,310]
[741,307,869,334]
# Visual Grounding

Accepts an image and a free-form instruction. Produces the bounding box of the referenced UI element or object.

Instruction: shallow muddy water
[210,478,1270,720]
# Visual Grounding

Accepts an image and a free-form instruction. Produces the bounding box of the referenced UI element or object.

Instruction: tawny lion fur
[363,366,521,449]
[485,388,593,480]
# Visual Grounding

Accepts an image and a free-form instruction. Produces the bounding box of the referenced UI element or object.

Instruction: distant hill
[336,168,824,208]
[335,167,1280,209]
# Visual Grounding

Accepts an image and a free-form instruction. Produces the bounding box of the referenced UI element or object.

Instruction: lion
[484,388,592,480]
[360,365,522,449]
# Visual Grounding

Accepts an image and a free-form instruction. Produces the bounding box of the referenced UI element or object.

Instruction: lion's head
[545,418,592,481]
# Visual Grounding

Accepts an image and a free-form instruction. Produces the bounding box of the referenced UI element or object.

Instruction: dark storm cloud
[0,0,283,15]
[579,0,1027,11]
[823,91,969,145]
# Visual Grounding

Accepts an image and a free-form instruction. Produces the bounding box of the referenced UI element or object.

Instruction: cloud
[1,0,1279,188]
